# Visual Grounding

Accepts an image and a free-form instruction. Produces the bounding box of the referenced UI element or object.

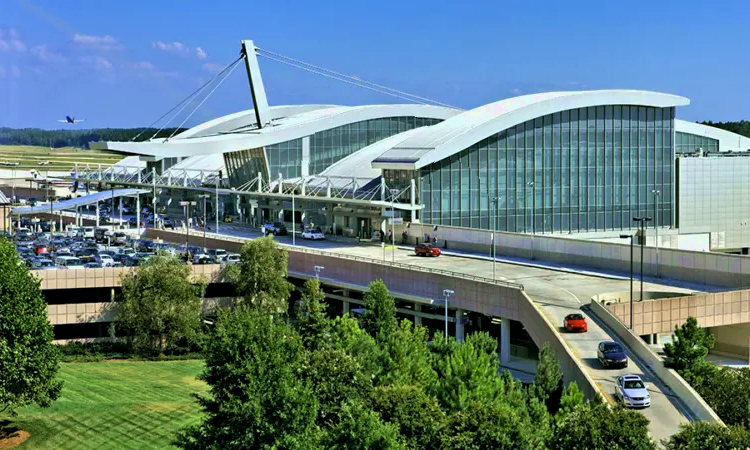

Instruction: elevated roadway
[148,225,717,441]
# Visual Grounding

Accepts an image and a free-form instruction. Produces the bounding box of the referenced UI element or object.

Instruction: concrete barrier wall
[49,297,234,325]
[37,262,222,290]
[400,223,750,289]
[590,300,724,424]
[607,289,750,335]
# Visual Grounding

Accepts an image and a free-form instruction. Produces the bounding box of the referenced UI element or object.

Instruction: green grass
[0,145,124,171]
[8,360,207,450]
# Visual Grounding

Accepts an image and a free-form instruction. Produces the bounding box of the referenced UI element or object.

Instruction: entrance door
[359,218,372,240]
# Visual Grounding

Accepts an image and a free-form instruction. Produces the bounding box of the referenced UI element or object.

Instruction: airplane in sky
[57,115,85,124]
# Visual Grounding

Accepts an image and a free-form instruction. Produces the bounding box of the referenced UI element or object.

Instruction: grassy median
[7,360,206,450]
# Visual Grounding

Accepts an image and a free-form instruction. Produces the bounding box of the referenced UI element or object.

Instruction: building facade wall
[677,156,750,250]
[675,131,718,154]
[417,105,675,234]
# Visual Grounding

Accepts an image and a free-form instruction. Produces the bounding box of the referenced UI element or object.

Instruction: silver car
[614,374,651,408]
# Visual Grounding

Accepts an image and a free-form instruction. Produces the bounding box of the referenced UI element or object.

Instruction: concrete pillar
[455,308,465,342]
[96,203,100,227]
[342,300,350,314]
[414,304,422,326]
[500,317,511,363]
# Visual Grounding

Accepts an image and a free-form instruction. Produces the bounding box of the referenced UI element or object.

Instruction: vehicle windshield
[603,343,624,354]
[623,379,645,389]
[568,314,584,320]
[39,261,54,267]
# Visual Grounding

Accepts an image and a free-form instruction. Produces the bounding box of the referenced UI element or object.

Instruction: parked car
[301,227,325,240]
[264,222,287,235]
[564,313,588,332]
[96,254,115,266]
[33,243,50,256]
[207,248,227,260]
[414,243,441,257]
[221,253,241,264]
[55,256,84,270]
[597,341,628,369]
[31,258,56,270]
[84,262,102,269]
[162,217,174,228]
[194,255,216,265]
[614,374,650,408]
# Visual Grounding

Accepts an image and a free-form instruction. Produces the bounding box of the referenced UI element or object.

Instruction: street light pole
[651,189,661,277]
[390,188,399,263]
[527,181,535,260]
[633,217,653,317]
[442,289,454,338]
[620,234,635,329]
[292,190,296,247]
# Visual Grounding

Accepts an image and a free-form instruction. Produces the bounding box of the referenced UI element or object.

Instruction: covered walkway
[11,188,149,215]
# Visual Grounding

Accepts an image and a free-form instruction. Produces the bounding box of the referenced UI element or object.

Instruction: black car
[162,217,174,229]
[597,341,628,368]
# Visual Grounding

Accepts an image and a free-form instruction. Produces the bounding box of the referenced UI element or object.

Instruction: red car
[414,243,441,257]
[564,313,588,332]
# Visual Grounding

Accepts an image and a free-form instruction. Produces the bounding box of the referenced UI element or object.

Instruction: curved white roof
[373,90,689,169]
[91,104,460,159]
[675,119,750,152]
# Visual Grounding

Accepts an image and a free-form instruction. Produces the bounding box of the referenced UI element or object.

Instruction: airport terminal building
[91,41,750,253]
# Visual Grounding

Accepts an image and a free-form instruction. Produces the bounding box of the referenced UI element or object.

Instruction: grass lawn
[7,360,207,450]
[0,145,123,171]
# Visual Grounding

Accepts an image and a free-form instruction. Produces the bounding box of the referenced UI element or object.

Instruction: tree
[175,307,319,450]
[691,365,750,427]
[531,343,564,415]
[321,401,406,450]
[558,382,584,414]
[664,422,750,450]
[376,320,436,389]
[428,333,503,412]
[116,255,206,355]
[552,401,655,450]
[361,279,398,342]
[296,278,330,351]
[232,237,294,313]
[663,316,715,379]
[0,238,62,415]
[370,385,445,450]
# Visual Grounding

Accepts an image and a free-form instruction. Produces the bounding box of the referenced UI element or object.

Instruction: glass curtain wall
[419,105,674,233]
[309,117,441,174]
[675,132,718,154]
[267,138,303,180]
[224,147,266,188]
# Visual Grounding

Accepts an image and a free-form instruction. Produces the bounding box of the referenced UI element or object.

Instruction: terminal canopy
[11,188,149,215]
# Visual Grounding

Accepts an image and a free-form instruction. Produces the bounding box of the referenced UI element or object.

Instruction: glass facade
[417,105,675,233]
[676,131,718,154]
[224,147,266,187]
[267,138,303,180]
[309,117,441,175]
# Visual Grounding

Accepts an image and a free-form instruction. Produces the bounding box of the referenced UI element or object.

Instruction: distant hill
[0,127,188,149]
[698,121,750,139]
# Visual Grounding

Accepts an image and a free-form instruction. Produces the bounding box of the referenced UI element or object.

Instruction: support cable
[257,53,434,105]
[167,58,244,141]
[133,55,244,141]
[256,47,460,110]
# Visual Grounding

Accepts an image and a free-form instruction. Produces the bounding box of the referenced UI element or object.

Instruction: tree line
[698,120,750,138]
[0,127,187,149]
[0,235,745,449]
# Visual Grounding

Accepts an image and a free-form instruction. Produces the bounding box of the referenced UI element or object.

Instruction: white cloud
[0,28,26,52]
[31,45,66,63]
[152,40,189,54]
[95,56,112,70]
[195,46,207,59]
[73,32,122,50]
[202,63,222,73]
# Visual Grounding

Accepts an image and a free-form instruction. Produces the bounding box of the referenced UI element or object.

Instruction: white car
[614,374,651,408]
[301,227,325,240]
[96,254,115,266]
[221,254,241,264]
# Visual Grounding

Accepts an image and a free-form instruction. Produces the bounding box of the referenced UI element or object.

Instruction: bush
[56,340,203,362]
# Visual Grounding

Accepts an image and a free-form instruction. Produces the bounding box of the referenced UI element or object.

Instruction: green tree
[664,422,750,450]
[232,237,294,313]
[329,315,382,380]
[361,279,398,342]
[296,278,330,351]
[116,255,206,355]
[531,343,564,415]
[663,316,715,379]
[320,401,406,450]
[377,320,437,388]
[691,365,750,427]
[440,398,546,450]
[0,238,62,415]
[175,307,319,450]
[558,382,585,414]
[428,333,503,412]
[371,385,446,450]
[552,401,655,450]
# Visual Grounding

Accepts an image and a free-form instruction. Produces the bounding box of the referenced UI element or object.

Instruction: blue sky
[1,0,748,129]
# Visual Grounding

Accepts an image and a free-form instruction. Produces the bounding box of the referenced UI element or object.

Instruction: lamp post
[292,189,296,247]
[633,217,653,318]
[620,234,635,329]
[180,201,197,252]
[442,289,454,338]
[198,194,210,248]
[390,188,399,263]
[651,189,661,277]
[314,265,324,280]
[491,197,501,280]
